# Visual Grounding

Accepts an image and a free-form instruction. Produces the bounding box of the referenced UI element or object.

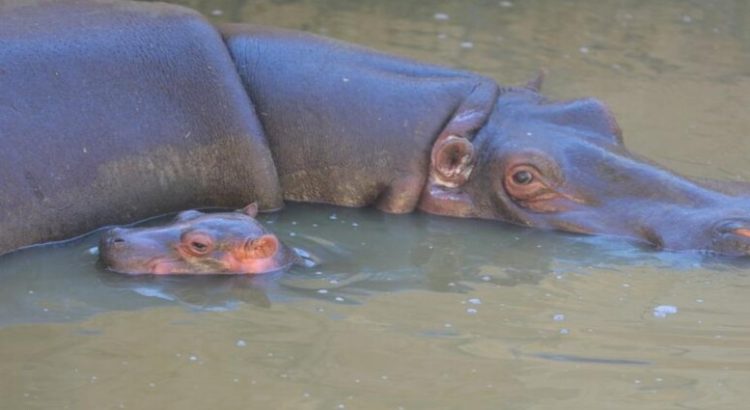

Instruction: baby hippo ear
[245,234,278,259]
[175,210,203,222]
[242,202,259,218]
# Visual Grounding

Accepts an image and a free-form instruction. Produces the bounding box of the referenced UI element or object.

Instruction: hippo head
[99,203,296,274]
[419,86,750,255]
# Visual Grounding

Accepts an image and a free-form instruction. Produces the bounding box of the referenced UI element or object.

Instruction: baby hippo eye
[190,241,208,253]
[512,170,533,185]
[180,232,214,256]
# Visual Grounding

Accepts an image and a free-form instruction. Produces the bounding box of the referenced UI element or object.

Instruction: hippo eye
[180,232,214,256]
[190,241,208,253]
[512,170,533,185]
[504,164,557,205]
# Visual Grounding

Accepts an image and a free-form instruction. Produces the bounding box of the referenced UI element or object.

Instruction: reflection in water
[3,0,750,408]
[1,203,730,325]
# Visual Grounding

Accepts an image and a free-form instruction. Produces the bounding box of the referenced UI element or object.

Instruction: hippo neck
[221,25,500,213]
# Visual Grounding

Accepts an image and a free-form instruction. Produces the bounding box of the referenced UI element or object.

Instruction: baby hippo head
[99,203,294,275]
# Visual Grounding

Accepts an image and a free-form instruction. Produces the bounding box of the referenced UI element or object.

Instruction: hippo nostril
[106,236,126,247]
[714,219,750,235]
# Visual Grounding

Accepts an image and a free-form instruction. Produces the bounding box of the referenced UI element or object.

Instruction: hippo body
[0,0,282,253]
[3,0,750,256]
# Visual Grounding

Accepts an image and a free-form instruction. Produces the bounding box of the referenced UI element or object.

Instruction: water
[3,0,750,408]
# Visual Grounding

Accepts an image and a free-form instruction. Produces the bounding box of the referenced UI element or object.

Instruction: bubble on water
[444,323,452,328]
[289,232,296,237]
[682,15,692,23]
[481,276,491,281]
[312,223,319,228]
[499,1,513,7]
[335,297,345,302]
[291,221,297,225]
[468,298,481,305]
[148,383,156,388]
[189,355,198,361]
[434,13,449,20]
[211,9,223,16]
[87,246,99,255]
[653,305,678,318]
[351,222,359,227]
[579,46,590,54]
[236,340,247,348]
[696,299,704,303]
[553,313,565,321]
[318,289,329,294]
[560,328,569,335]
[466,308,478,314]
[460,42,474,49]
[329,214,338,220]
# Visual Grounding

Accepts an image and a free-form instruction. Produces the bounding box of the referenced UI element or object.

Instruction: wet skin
[3,0,750,257]
[417,90,750,255]
[99,204,297,275]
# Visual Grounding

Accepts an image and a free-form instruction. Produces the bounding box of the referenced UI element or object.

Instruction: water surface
[3,0,750,408]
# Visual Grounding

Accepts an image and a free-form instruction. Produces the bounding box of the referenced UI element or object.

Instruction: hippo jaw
[98,205,296,275]
[419,90,750,256]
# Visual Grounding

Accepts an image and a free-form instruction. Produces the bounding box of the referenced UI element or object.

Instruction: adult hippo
[2,0,750,256]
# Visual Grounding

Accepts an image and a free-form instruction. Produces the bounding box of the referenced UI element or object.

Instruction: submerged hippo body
[99,204,296,275]
[3,0,750,256]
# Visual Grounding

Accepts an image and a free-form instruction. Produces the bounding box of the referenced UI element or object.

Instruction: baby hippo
[99,203,296,274]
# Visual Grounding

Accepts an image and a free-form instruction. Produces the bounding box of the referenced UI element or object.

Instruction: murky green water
[3,0,750,408]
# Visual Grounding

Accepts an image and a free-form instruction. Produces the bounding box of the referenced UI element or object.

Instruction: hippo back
[0,0,282,254]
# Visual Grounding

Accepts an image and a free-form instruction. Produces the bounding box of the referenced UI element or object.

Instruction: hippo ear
[524,70,545,92]
[242,202,259,218]
[430,134,475,187]
[245,234,278,259]
[175,210,203,222]
[541,98,623,144]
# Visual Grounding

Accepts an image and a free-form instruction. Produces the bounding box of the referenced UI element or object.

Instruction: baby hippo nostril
[102,228,128,248]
